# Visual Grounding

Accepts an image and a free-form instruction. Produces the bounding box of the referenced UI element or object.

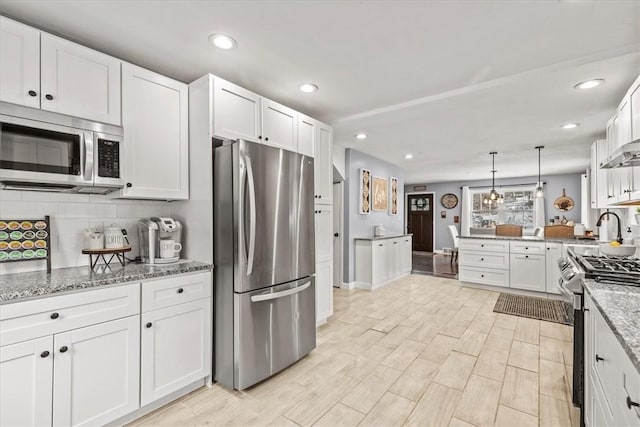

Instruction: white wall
[0,189,171,274]
[333,143,346,180]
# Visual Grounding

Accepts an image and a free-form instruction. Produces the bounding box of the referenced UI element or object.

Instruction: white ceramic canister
[374,225,385,237]
[104,225,125,248]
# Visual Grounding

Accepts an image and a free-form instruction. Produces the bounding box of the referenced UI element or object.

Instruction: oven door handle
[558,278,582,310]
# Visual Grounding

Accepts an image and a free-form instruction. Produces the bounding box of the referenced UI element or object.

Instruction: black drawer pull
[481,274,484,278]
[265,137,269,141]
[40,351,50,358]
[480,258,484,261]
[50,312,59,319]
[146,322,153,328]
[595,354,604,362]
[45,94,54,100]
[627,396,640,409]
[177,288,184,294]
[525,255,529,258]
[28,90,37,97]
[59,346,68,353]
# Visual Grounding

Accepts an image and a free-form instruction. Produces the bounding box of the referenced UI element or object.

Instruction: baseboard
[356,272,412,292]
[340,281,356,290]
[458,280,565,299]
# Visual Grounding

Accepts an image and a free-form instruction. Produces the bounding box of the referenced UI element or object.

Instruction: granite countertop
[583,279,640,374]
[458,235,600,245]
[355,234,413,241]
[0,260,212,304]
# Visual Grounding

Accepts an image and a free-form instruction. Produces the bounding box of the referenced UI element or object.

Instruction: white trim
[404,191,437,252]
[355,273,411,291]
[340,281,356,290]
[457,280,566,300]
[333,181,344,288]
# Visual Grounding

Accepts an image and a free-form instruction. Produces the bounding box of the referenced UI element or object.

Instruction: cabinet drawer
[0,283,140,347]
[142,272,212,312]
[459,251,509,270]
[510,241,545,255]
[459,239,509,253]
[459,266,509,287]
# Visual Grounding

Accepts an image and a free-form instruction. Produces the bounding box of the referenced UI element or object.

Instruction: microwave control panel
[97,139,120,178]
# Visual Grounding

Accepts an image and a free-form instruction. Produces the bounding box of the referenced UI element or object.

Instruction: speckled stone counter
[583,279,640,373]
[0,261,212,304]
[354,234,412,241]
[459,235,600,245]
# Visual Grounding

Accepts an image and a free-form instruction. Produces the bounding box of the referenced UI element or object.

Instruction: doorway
[332,182,343,288]
[407,193,434,252]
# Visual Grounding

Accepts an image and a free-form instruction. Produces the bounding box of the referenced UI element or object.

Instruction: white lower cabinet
[355,236,412,289]
[141,298,211,405]
[315,260,333,325]
[459,238,509,288]
[0,336,53,427]
[509,254,546,292]
[52,316,140,427]
[545,243,563,294]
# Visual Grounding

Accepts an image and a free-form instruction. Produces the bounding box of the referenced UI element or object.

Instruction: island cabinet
[458,238,510,288]
[509,241,546,292]
[584,293,640,427]
[355,236,412,290]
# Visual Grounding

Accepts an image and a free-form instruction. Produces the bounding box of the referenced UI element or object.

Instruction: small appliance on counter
[138,217,183,264]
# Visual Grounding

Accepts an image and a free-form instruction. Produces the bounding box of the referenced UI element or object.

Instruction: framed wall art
[372,176,388,212]
[359,168,371,214]
[389,177,398,215]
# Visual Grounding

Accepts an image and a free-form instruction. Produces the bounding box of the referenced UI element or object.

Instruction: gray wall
[344,149,404,283]
[404,173,583,251]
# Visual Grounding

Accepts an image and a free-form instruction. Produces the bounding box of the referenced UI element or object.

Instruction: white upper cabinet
[118,63,188,200]
[40,33,121,125]
[213,77,262,141]
[629,80,640,201]
[0,17,40,108]
[297,114,316,157]
[261,98,297,151]
[314,122,333,203]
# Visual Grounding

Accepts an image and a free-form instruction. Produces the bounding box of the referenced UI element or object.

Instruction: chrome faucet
[596,211,623,244]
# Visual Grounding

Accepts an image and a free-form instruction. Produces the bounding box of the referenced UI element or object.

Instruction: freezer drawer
[233,277,316,390]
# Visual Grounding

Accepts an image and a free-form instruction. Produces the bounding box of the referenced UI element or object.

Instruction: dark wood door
[407,194,433,252]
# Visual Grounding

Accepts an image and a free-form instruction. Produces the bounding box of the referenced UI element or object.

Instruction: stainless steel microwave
[0,103,124,194]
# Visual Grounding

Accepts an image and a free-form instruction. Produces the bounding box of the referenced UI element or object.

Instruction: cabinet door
[596,140,610,208]
[298,114,316,157]
[261,98,297,151]
[141,299,211,406]
[40,33,121,125]
[314,122,333,204]
[213,77,261,142]
[315,260,333,324]
[52,316,140,427]
[315,205,333,263]
[618,97,632,147]
[388,239,400,278]
[372,241,389,285]
[119,63,188,200]
[0,336,53,427]
[509,254,546,292]
[401,236,412,274]
[545,243,562,294]
[0,17,41,108]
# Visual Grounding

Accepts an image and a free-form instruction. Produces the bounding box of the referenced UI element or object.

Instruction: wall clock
[441,193,459,209]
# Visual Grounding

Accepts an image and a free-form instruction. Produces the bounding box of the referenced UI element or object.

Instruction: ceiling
[1,0,638,183]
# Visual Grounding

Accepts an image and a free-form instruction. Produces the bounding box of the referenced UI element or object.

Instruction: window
[471,185,536,231]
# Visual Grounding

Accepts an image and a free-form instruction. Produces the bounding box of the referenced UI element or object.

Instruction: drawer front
[510,241,545,255]
[459,251,509,270]
[459,239,509,253]
[142,272,212,312]
[459,266,509,287]
[0,283,140,347]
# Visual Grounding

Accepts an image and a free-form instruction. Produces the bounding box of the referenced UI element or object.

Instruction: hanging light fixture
[535,146,544,197]
[483,152,503,205]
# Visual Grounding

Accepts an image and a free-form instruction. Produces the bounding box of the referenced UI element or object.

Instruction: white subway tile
[50,218,89,236]
[0,201,58,218]
[22,192,90,203]
[0,189,23,201]
[117,204,167,219]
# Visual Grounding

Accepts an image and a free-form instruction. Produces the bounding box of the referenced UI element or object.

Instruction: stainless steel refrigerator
[213,138,316,390]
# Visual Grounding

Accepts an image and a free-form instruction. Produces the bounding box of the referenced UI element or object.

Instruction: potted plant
[636,207,640,225]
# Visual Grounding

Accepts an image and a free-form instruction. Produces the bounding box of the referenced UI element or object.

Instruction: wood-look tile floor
[129,275,578,427]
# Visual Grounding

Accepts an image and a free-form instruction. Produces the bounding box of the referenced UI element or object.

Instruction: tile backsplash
[0,189,172,274]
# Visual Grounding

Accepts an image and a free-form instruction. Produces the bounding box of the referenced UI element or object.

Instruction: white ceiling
[1,0,639,183]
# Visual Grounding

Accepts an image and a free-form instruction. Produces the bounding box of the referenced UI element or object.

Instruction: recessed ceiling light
[404,154,413,159]
[574,79,604,90]
[208,34,237,50]
[561,123,580,130]
[299,83,318,93]
[355,133,367,140]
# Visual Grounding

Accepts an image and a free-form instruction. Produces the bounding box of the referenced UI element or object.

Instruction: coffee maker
[138,217,183,264]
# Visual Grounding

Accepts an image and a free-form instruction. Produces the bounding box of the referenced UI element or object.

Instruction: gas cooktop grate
[577,255,640,281]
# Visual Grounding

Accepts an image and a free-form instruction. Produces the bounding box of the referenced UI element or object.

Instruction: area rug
[493,293,573,326]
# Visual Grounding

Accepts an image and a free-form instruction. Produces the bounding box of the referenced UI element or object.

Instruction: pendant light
[483,152,503,205]
[535,146,544,197]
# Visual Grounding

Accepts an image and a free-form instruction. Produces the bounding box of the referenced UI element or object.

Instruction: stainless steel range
[557,245,640,426]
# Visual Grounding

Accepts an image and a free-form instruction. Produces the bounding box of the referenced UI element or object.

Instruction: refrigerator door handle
[245,155,257,276]
[250,281,311,303]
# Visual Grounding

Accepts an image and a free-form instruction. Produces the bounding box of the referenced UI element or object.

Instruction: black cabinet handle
[177,288,184,294]
[334,233,339,237]
[595,354,604,362]
[378,244,383,247]
[45,94,53,100]
[480,258,484,261]
[40,351,50,358]
[627,396,640,409]
[481,244,484,247]
[394,242,398,245]
[146,322,152,328]
[481,274,485,278]
[584,308,590,312]
[50,312,59,320]
[525,255,529,258]
[258,135,262,140]
[265,137,269,141]
[28,90,37,97]
[525,247,529,250]
[126,182,132,188]
[59,346,68,353]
